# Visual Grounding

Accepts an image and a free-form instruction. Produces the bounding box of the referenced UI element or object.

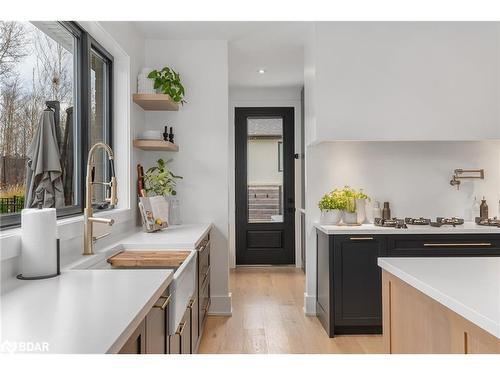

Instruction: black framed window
[0,21,113,229]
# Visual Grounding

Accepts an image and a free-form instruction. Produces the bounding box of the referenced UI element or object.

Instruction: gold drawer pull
[188,297,196,309]
[423,243,492,247]
[175,321,186,335]
[154,294,171,310]
[350,237,374,241]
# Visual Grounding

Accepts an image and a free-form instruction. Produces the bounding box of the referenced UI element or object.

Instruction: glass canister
[168,196,182,225]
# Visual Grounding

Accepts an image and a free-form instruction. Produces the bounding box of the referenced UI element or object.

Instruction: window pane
[0,21,77,216]
[247,117,284,223]
[89,48,110,206]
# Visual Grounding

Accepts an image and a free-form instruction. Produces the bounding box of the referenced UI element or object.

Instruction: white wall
[0,21,145,292]
[143,39,231,315]
[309,22,500,143]
[304,140,500,313]
[229,86,302,268]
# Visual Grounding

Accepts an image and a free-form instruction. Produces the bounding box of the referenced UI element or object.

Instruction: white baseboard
[208,292,232,316]
[304,292,317,316]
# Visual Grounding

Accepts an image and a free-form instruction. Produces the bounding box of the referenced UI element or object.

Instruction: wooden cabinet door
[189,296,199,354]
[169,334,181,354]
[333,235,386,330]
[119,320,146,354]
[145,293,170,354]
[180,306,192,354]
[169,306,191,354]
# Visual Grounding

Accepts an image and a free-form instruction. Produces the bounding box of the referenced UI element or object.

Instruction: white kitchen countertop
[315,222,500,235]
[378,257,500,338]
[0,222,213,353]
[0,269,173,353]
[119,223,212,249]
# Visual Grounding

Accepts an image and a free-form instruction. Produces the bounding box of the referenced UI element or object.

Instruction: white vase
[343,211,358,225]
[320,209,343,225]
[355,198,367,224]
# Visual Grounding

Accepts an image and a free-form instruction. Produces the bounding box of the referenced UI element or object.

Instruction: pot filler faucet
[449,168,484,190]
[83,142,118,256]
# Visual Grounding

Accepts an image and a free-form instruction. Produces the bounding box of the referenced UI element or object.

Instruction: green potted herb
[341,186,371,225]
[318,189,347,225]
[144,158,183,197]
[148,67,186,104]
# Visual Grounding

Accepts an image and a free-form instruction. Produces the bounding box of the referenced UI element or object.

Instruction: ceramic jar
[320,209,343,225]
[355,198,367,224]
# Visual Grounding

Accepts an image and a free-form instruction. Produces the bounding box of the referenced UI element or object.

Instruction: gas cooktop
[475,217,500,227]
[374,217,466,229]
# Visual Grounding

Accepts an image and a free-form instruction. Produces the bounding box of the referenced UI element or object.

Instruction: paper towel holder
[16,239,61,280]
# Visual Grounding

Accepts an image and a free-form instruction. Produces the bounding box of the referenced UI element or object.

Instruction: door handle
[423,242,492,247]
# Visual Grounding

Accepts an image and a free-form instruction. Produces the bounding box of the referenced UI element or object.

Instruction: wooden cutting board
[107,250,190,268]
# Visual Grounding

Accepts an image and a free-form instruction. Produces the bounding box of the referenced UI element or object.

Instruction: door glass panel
[247,117,283,223]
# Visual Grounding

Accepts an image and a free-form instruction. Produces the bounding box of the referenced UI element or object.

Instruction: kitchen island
[378,257,500,354]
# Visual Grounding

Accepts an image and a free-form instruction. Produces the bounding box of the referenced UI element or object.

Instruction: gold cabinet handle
[175,321,186,335]
[423,243,492,247]
[153,294,171,310]
[188,297,196,309]
[349,237,374,241]
[198,240,210,252]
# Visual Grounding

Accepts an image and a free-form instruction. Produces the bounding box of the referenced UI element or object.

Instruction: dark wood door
[235,107,295,265]
[333,235,386,330]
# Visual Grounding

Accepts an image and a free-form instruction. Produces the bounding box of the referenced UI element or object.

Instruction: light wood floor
[198,267,383,354]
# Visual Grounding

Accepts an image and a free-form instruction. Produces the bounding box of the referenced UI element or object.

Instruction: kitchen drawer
[169,306,191,354]
[198,240,210,284]
[387,234,500,257]
[199,273,210,327]
[145,290,170,354]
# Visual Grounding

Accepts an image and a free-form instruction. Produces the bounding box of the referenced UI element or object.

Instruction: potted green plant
[340,186,371,225]
[318,189,347,225]
[147,67,186,104]
[341,186,358,225]
[144,158,183,197]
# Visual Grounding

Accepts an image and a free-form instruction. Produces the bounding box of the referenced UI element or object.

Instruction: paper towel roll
[21,208,58,278]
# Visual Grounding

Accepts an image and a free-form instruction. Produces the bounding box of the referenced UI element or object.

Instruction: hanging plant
[148,67,186,104]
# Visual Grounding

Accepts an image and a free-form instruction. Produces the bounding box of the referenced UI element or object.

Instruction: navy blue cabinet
[316,230,500,337]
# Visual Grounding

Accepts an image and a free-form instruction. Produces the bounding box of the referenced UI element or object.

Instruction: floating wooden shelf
[133,139,179,151]
[132,93,179,111]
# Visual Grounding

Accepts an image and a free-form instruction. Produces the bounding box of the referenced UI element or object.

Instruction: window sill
[0,207,133,261]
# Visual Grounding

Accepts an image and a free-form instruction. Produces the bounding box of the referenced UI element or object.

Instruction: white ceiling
[134,22,309,88]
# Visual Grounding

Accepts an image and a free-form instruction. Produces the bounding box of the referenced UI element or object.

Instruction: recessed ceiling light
[258,69,266,74]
